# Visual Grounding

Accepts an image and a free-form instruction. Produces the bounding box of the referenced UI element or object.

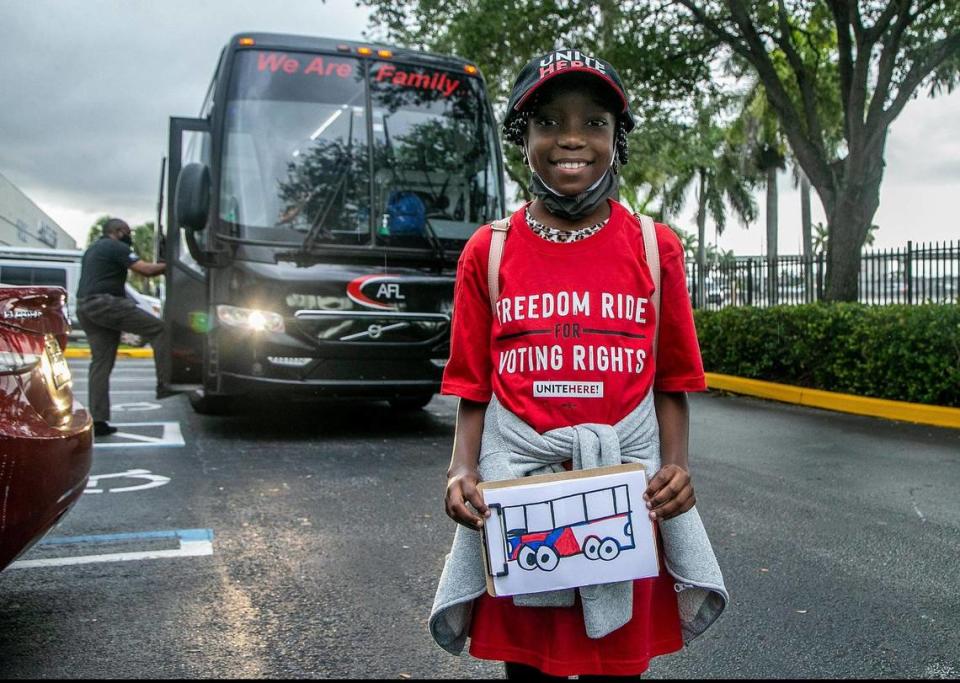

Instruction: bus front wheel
[188,390,235,416]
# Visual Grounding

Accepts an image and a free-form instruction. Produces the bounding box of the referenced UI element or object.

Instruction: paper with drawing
[480,465,659,597]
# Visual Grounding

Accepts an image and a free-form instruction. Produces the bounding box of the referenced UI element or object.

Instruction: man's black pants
[77,293,169,422]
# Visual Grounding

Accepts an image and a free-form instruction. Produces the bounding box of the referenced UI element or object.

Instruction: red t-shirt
[441,201,705,676]
[443,199,706,432]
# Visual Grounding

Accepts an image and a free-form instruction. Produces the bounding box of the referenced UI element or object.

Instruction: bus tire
[599,538,620,561]
[536,546,560,572]
[517,545,538,571]
[188,390,234,416]
[583,535,601,561]
[388,394,433,411]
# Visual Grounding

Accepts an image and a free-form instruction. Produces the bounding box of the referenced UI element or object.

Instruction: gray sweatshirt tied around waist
[428,392,729,655]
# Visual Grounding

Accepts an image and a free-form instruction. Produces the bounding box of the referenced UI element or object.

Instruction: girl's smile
[525,80,617,198]
[551,158,594,178]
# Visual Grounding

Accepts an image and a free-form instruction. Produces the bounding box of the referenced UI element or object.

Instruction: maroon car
[0,285,92,571]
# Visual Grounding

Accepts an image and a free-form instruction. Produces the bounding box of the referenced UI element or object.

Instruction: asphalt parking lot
[0,357,958,679]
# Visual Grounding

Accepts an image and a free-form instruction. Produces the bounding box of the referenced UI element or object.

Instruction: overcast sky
[1,0,957,254]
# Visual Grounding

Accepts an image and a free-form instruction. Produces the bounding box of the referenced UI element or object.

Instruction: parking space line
[71,378,153,384]
[87,390,155,395]
[68,371,155,375]
[94,422,185,449]
[85,469,170,493]
[114,402,162,412]
[8,529,214,569]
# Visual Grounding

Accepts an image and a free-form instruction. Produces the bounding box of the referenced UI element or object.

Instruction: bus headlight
[216,305,285,334]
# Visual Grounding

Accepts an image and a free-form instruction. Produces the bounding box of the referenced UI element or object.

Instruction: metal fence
[686,240,959,310]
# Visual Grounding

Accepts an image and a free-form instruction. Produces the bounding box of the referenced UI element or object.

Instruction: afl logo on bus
[346,274,407,311]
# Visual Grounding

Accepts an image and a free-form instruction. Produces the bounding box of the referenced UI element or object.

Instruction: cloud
[884,88,960,185]
[3,1,958,251]
[0,0,370,238]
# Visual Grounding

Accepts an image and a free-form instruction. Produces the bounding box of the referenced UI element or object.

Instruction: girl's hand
[643,464,695,521]
[445,465,490,530]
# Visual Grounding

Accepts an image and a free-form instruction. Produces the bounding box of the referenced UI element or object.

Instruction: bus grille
[293,310,449,345]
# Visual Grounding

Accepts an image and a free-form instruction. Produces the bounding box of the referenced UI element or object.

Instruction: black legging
[504,661,644,681]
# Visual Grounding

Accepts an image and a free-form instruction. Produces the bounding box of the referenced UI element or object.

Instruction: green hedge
[694,303,960,407]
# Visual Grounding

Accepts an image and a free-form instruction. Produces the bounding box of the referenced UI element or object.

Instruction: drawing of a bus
[487,484,635,574]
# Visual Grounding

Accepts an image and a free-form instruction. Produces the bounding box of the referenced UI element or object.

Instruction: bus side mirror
[175,163,211,232]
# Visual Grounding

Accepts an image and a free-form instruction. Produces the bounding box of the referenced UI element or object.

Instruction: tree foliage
[363,0,960,302]
[663,0,960,300]
[130,222,156,295]
[86,215,110,248]
[661,94,758,236]
[362,0,718,222]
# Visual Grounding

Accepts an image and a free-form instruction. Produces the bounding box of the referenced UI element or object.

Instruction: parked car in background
[0,285,92,571]
[0,247,83,328]
[704,279,729,306]
[0,246,162,345]
[120,287,162,347]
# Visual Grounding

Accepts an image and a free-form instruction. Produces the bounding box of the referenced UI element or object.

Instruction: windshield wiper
[422,216,445,269]
[300,169,351,252]
[299,104,358,253]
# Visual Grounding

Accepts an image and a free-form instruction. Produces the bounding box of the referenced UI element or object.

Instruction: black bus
[159,33,505,414]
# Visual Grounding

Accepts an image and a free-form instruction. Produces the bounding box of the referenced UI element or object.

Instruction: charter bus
[159,33,505,413]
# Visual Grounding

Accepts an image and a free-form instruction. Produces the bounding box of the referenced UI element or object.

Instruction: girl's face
[525,80,617,197]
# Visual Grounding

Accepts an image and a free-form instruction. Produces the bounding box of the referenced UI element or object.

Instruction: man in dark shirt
[77,217,170,436]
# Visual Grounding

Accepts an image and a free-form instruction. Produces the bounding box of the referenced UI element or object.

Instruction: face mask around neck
[528,167,617,222]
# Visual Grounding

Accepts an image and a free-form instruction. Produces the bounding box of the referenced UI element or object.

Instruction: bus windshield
[219,49,501,253]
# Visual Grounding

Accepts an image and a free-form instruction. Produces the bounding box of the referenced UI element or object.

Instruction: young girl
[429,50,727,680]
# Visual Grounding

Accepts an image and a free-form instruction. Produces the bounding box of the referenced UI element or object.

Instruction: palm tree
[729,81,788,304]
[813,222,829,255]
[815,221,878,255]
[668,225,698,260]
[618,113,694,220]
[794,166,816,301]
[725,14,845,302]
[661,95,757,308]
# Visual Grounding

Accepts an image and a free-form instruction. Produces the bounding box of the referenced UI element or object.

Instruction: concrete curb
[61,346,958,428]
[64,347,155,359]
[706,372,960,430]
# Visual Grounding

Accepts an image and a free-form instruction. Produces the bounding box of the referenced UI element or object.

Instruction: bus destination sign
[254,52,462,98]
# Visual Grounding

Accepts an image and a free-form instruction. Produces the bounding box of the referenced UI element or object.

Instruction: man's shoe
[93,421,118,436]
[156,385,177,400]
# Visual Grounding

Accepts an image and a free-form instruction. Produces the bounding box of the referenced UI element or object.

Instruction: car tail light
[0,330,41,376]
[0,349,41,375]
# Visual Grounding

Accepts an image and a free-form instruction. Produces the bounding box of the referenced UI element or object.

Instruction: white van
[0,246,161,343]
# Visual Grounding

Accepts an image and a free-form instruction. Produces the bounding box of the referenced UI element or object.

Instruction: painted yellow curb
[58,347,957,429]
[64,347,155,359]
[706,372,960,430]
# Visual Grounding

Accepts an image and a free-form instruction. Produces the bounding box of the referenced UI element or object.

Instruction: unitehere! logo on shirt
[533,381,604,398]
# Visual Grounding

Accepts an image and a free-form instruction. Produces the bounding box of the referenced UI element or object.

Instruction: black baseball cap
[505,48,635,132]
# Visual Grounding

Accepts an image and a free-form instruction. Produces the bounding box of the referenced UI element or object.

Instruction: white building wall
[0,171,77,250]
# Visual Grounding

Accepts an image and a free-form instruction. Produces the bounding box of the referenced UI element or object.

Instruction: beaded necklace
[524,206,608,243]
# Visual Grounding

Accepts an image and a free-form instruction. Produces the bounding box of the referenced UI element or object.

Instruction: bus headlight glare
[247,310,268,330]
[216,305,285,334]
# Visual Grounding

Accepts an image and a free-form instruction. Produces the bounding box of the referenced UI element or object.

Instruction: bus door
[159,116,211,389]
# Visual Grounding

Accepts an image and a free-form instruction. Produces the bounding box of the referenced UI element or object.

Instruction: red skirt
[468,567,684,677]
